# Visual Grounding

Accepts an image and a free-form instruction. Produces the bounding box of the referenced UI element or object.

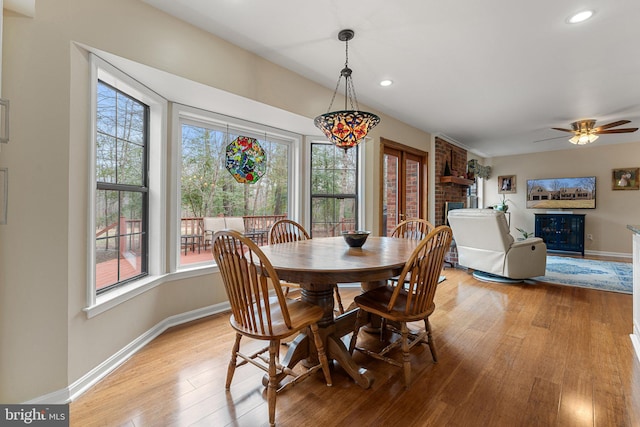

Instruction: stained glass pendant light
[314,29,380,151]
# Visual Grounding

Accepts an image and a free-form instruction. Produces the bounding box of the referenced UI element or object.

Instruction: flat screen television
[526,176,596,209]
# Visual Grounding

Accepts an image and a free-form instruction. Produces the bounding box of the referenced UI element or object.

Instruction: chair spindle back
[212,230,291,335]
[268,219,311,244]
[391,218,435,241]
[390,225,453,315]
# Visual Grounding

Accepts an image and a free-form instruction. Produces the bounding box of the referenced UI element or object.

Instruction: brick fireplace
[434,137,470,226]
[435,137,472,266]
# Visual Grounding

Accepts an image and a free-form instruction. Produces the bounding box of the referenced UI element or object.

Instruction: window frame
[86,54,168,317]
[171,104,302,270]
[308,139,366,235]
[95,79,150,294]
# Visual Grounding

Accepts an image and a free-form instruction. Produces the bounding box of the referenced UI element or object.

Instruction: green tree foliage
[181,124,289,218]
[96,82,146,230]
[310,144,358,236]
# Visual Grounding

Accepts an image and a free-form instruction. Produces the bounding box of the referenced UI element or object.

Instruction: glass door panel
[382,142,426,236]
[383,150,400,235]
[404,155,421,220]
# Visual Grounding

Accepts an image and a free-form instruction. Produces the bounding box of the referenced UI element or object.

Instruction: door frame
[379,138,428,234]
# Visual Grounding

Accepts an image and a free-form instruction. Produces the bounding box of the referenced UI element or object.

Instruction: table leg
[278,314,374,390]
[299,285,374,389]
[301,284,335,327]
[327,334,373,389]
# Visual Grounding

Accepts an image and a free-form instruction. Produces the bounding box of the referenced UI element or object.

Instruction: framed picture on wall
[612,168,640,190]
[498,175,516,194]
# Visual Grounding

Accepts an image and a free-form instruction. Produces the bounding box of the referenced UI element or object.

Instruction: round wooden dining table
[259,236,420,388]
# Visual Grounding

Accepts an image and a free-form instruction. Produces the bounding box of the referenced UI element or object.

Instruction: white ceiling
[141,0,640,157]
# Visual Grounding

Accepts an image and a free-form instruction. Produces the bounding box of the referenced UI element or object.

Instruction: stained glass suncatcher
[225,136,266,184]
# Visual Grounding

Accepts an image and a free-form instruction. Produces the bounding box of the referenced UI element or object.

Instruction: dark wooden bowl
[342,231,371,248]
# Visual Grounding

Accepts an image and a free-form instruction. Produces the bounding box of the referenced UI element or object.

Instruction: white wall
[485,142,640,256]
[0,0,430,402]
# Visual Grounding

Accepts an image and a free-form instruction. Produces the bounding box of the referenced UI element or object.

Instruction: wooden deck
[96,214,284,290]
[96,248,215,290]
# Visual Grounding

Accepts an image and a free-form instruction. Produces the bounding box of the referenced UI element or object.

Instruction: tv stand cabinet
[534,213,585,256]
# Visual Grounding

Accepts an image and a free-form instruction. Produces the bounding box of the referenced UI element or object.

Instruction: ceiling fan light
[567,10,594,24]
[569,132,598,145]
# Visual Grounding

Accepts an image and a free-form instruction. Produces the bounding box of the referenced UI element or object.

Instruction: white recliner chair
[447,209,547,282]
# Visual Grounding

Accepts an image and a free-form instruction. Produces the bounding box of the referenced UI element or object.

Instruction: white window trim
[171,104,302,271]
[305,136,369,232]
[84,56,307,317]
[85,54,168,318]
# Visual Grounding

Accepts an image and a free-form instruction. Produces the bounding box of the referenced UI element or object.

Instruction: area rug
[529,256,632,294]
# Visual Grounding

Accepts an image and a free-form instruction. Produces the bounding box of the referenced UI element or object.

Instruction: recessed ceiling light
[379,79,393,87]
[567,10,594,24]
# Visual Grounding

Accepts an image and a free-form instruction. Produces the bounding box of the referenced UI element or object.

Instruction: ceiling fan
[548,119,639,145]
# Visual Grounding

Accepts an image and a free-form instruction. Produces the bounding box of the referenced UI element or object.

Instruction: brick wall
[434,137,468,226]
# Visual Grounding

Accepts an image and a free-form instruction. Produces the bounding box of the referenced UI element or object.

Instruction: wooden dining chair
[349,225,453,387]
[212,230,332,427]
[389,218,436,287]
[390,218,435,240]
[268,219,345,314]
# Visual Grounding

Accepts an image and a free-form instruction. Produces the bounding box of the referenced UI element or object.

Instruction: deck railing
[180,214,287,247]
[242,214,287,233]
[97,215,291,256]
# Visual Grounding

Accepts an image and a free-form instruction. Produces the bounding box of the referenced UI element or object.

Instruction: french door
[381,139,427,236]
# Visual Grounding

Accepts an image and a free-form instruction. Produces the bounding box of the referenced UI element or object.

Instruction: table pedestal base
[272,286,373,389]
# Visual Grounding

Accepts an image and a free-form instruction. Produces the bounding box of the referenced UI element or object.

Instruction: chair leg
[226,333,242,389]
[349,309,367,354]
[309,323,333,387]
[401,323,411,387]
[334,286,345,314]
[425,318,438,362]
[268,340,278,427]
[379,318,387,342]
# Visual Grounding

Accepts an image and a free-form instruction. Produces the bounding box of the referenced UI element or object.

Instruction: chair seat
[354,285,435,323]
[230,297,325,340]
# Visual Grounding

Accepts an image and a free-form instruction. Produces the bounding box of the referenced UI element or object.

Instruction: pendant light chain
[313,29,381,151]
[345,38,356,111]
[326,75,342,113]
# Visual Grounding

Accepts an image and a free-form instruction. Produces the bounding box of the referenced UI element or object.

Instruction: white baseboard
[584,249,632,259]
[25,301,231,404]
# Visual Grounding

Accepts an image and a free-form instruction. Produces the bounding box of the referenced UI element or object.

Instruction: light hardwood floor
[70,264,640,426]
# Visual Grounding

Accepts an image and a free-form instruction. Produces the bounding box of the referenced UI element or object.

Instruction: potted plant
[515,227,533,240]
[495,194,510,212]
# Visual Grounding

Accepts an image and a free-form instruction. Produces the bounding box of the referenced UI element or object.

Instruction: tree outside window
[95,81,149,293]
[311,143,358,237]
[179,122,290,265]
